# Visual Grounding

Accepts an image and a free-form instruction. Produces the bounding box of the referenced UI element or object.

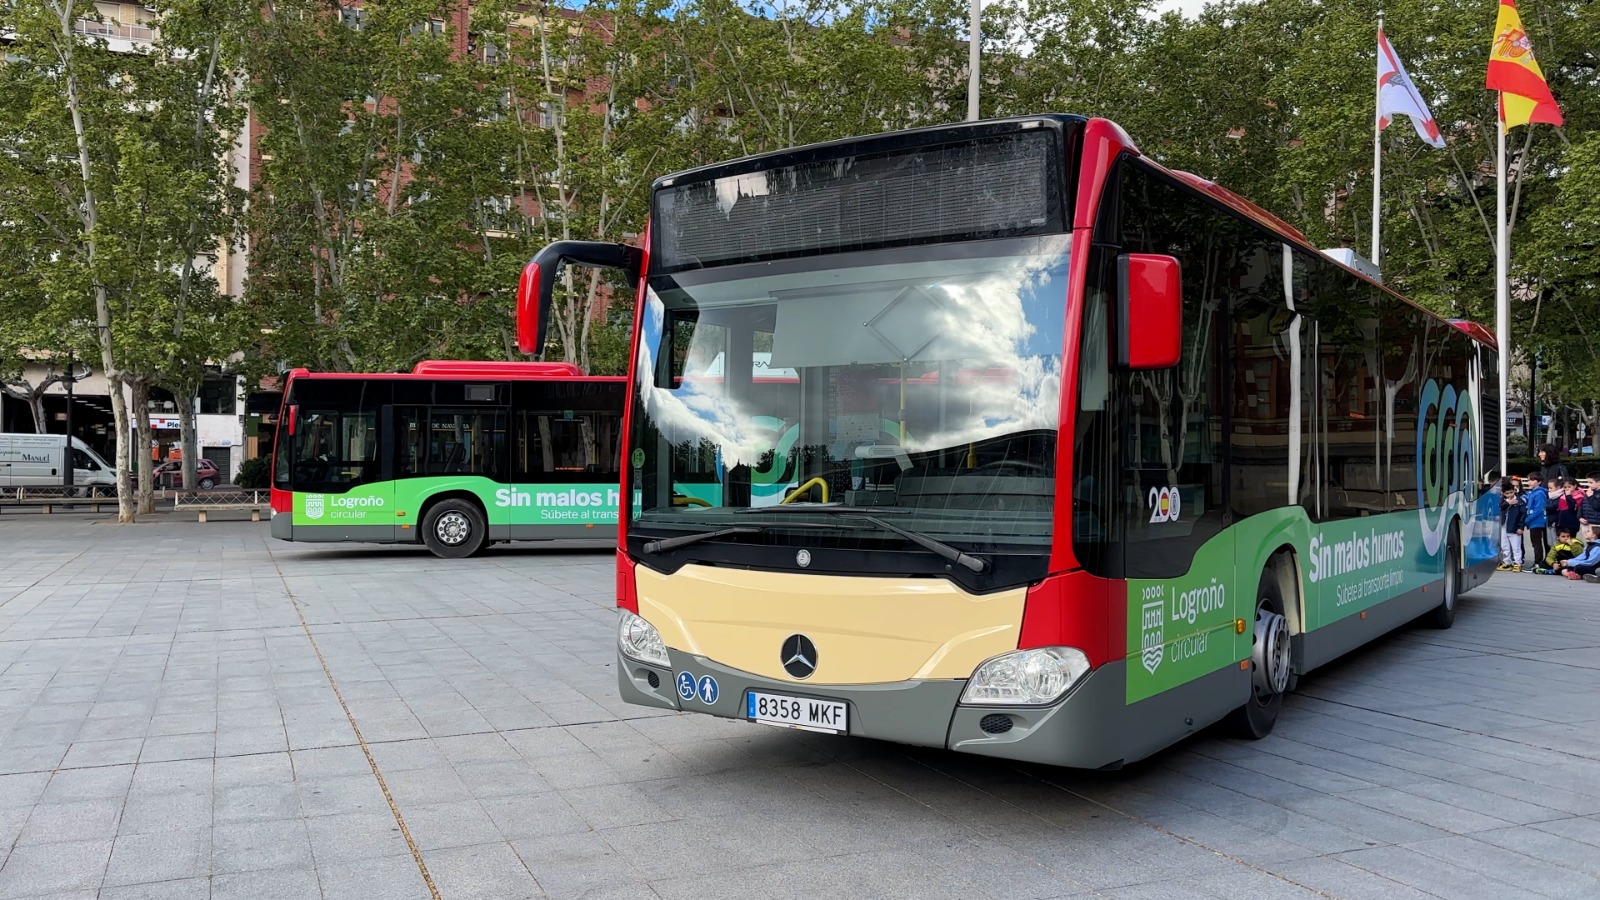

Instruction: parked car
[153,458,222,489]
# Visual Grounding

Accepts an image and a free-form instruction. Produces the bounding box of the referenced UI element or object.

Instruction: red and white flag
[1378,30,1445,148]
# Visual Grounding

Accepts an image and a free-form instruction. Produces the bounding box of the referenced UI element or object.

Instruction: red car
[154,458,222,489]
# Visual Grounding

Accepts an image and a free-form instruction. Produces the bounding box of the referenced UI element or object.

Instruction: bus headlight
[618,612,670,667]
[961,647,1090,705]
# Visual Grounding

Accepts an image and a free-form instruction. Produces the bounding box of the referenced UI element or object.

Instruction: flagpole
[966,0,980,121]
[1372,13,1384,268]
[1496,107,1510,479]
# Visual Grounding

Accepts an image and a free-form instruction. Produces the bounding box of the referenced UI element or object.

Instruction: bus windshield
[627,236,1070,585]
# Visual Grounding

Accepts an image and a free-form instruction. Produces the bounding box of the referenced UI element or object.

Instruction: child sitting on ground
[1537,527,1583,574]
[1553,526,1600,581]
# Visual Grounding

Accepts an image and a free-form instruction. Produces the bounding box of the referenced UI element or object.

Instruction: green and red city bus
[270,360,624,558]
[517,115,1501,768]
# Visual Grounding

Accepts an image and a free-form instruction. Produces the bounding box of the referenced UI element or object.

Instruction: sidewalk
[2,518,1598,899]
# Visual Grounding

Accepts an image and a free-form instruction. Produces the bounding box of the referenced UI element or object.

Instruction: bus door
[395,405,509,535]
[290,402,392,540]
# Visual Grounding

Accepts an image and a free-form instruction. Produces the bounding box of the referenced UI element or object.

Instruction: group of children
[1499,472,1600,580]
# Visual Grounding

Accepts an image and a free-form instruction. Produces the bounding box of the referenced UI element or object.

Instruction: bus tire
[1226,567,1293,740]
[422,499,487,559]
[1426,532,1461,630]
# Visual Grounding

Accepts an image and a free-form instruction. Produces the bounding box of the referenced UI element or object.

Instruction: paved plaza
[1,514,1598,899]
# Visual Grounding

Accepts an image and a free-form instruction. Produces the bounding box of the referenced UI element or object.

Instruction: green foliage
[3,0,1593,427]
[235,455,272,489]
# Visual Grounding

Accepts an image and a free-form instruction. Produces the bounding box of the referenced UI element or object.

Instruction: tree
[242,0,515,377]
[0,0,247,519]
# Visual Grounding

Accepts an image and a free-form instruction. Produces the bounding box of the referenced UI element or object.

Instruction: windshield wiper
[729,506,986,572]
[642,526,762,554]
[840,513,989,573]
[642,511,988,574]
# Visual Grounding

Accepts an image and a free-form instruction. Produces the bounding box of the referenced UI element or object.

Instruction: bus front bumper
[618,650,1129,770]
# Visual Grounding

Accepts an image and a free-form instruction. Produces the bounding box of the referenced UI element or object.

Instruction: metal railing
[0,486,117,502]
[171,489,270,509]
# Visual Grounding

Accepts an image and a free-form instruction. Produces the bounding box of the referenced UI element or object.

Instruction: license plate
[746,691,847,734]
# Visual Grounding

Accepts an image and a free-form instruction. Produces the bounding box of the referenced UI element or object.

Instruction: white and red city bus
[517,116,1501,767]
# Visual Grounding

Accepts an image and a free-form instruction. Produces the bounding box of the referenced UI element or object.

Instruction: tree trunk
[176,391,199,491]
[27,392,46,434]
[130,379,156,515]
[53,0,131,522]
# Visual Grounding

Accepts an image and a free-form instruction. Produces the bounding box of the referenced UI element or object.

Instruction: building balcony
[73,18,156,43]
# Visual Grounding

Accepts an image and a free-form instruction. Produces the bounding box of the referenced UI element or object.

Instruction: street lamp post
[55,352,89,496]
[64,353,73,494]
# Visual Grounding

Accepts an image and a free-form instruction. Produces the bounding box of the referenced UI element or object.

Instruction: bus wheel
[423,500,486,559]
[1227,569,1293,740]
[1426,533,1461,630]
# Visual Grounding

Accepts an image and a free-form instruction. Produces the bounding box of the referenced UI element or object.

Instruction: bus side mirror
[1118,253,1182,369]
[517,241,643,357]
[287,405,298,436]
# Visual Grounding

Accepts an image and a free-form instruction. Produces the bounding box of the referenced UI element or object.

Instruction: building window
[199,378,238,416]
[340,7,366,30]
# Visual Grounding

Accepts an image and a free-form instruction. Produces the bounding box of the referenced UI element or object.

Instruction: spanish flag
[1485,0,1563,129]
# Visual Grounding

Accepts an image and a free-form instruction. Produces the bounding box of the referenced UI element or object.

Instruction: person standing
[1524,472,1550,568]
[1539,444,1572,486]
[1499,479,1528,573]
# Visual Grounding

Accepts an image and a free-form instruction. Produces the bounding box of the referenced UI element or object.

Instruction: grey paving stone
[0,743,70,775]
[211,866,322,900]
[214,781,301,824]
[453,759,553,799]
[377,766,475,806]
[423,841,542,900]
[296,774,389,817]
[212,818,316,874]
[7,519,1600,899]
[1332,844,1547,899]
[1264,856,1441,900]
[97,877,211,900]
[304,810,411,863]
[117,790,212,836]
[74,715,151,743]
[215,725,288,756]
[290,745,371,779]
[101,825,212,887]
[137,732,215,763]
[213,751,294,787]
[1405,833,1600,897]
[397,799,504,851]
[0,837,113,895]
[67,727,148,760]
[41,765,135,803]
[480,791,592,841]
[126,759,213,797]
[512,832,649,899]
[16,798,124,845]
[316,853,431,900]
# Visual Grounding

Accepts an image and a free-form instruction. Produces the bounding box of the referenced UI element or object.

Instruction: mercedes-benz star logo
[780,634,818,679]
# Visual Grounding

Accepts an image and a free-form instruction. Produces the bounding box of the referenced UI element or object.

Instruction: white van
[0,433,118,493]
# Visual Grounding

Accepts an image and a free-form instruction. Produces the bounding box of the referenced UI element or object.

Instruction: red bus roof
[411,360,585,377]
[283,361,623,383]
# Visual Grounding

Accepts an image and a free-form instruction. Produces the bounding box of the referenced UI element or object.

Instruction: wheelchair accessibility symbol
[675,671,697,701]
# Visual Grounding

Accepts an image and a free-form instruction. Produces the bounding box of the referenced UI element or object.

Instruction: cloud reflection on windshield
[636,251,1067,471]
